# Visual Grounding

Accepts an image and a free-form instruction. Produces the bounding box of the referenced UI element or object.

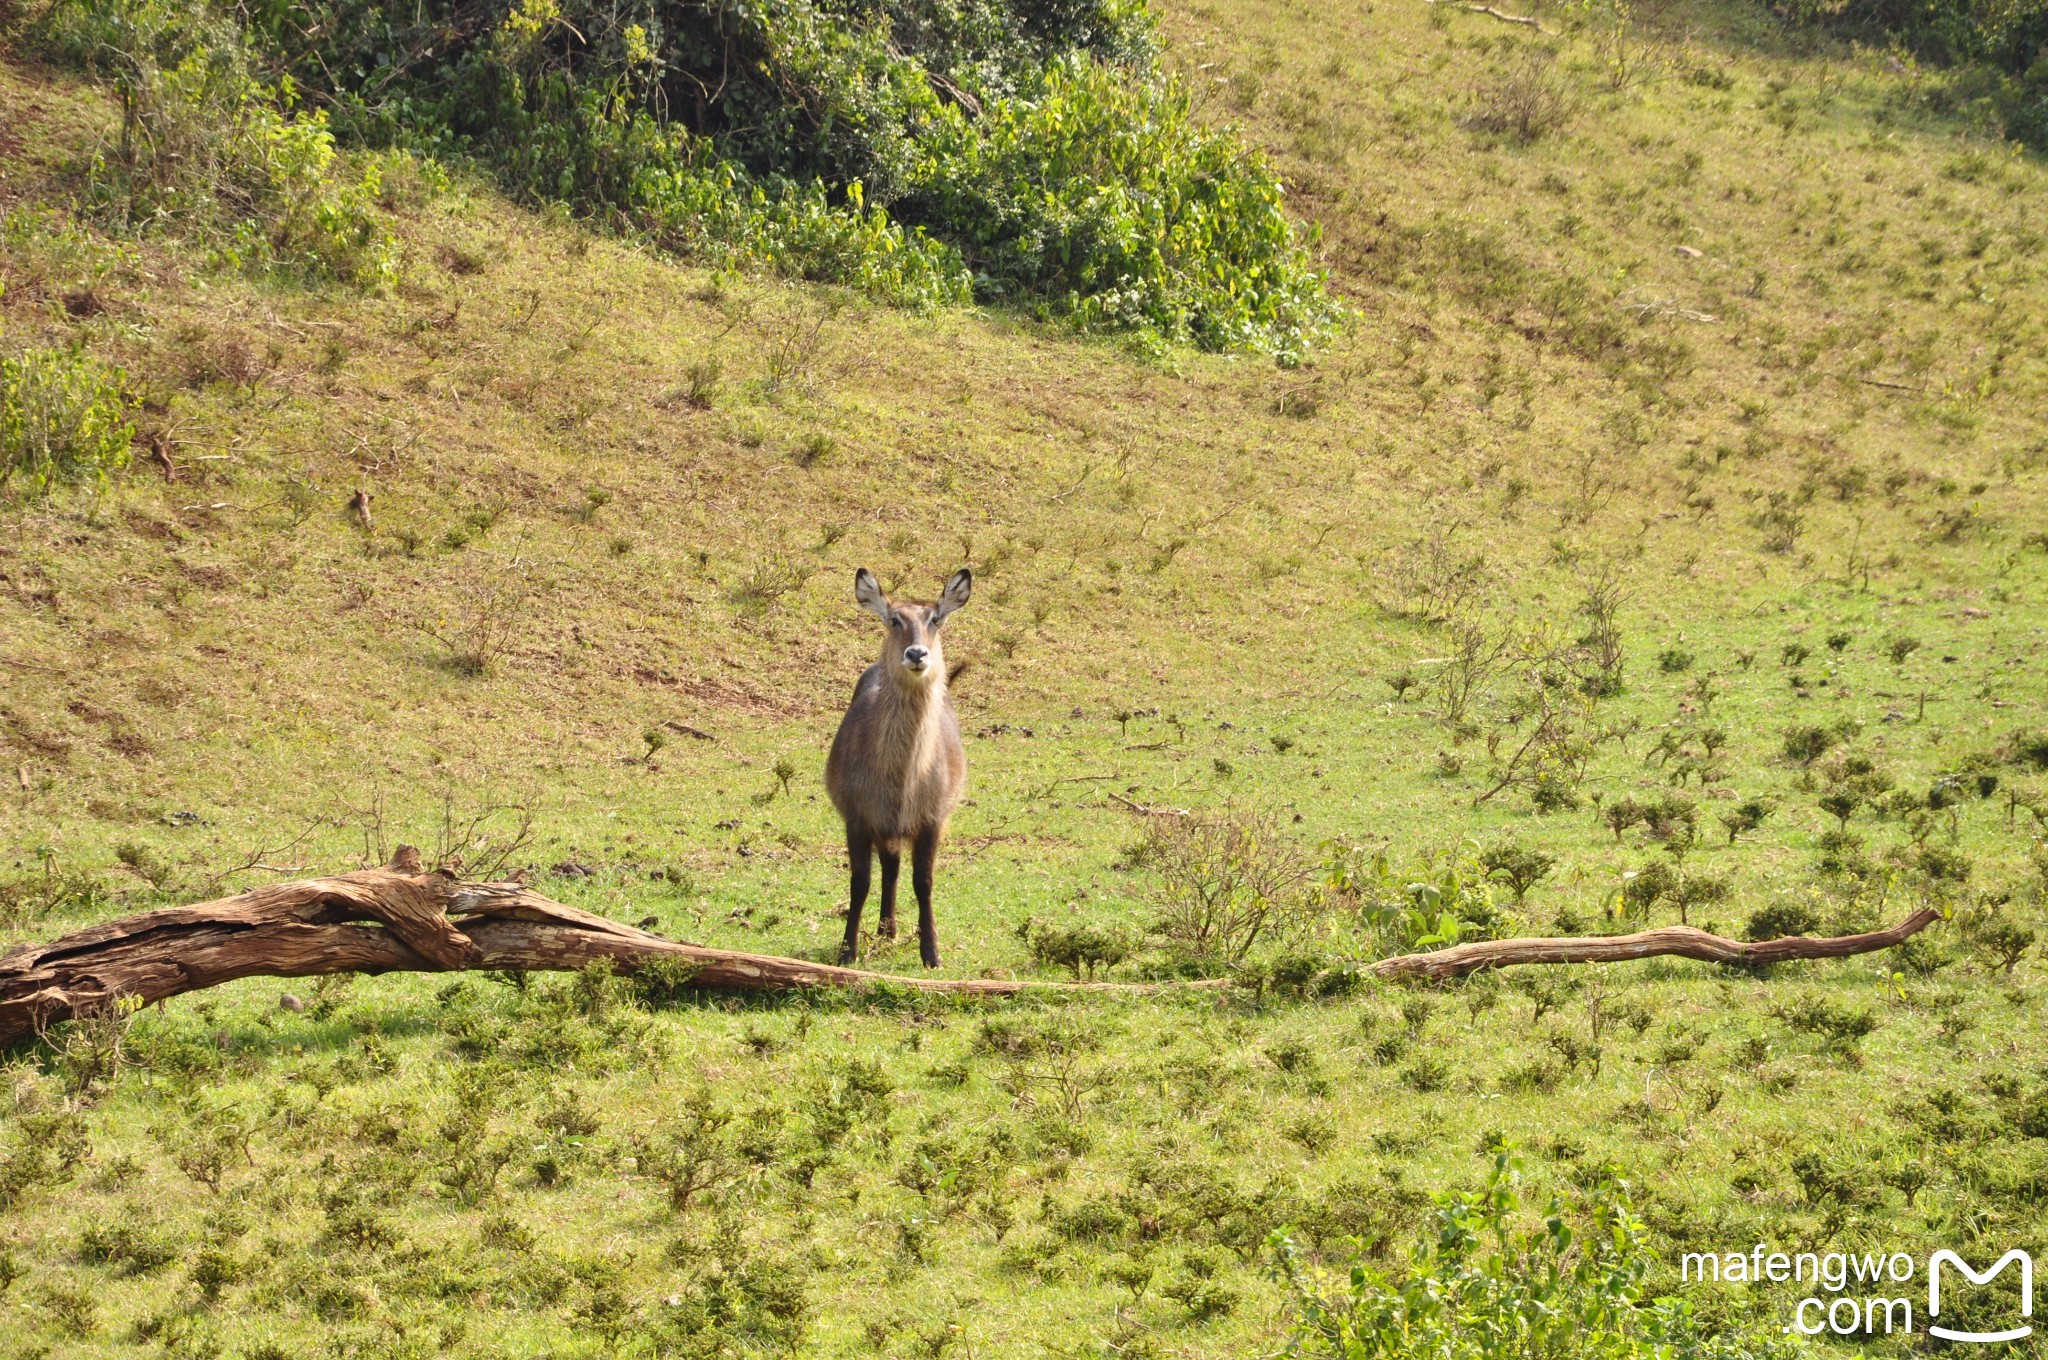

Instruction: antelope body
[826,568,972,968]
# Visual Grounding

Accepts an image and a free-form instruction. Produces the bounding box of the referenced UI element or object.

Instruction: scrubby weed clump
[0,348,134,495]
[52,0,1337,355]
[1142,807,1324,968]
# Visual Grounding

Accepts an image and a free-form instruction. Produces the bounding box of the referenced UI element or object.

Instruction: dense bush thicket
[1781,0,2048,143]
[25,0,400,283]
[23,0,1338,356]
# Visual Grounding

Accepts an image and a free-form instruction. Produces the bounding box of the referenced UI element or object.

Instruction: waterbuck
[826,567,971,968]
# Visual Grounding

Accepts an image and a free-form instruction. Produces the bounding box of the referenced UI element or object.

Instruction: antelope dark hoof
[879,918,898,940]
[838,944,858,967]
[921,950,941,970]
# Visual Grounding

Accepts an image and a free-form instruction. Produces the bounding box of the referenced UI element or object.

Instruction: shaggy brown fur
[825,568,971,968]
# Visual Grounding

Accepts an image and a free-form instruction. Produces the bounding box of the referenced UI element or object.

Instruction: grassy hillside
[2,0,2047,1351]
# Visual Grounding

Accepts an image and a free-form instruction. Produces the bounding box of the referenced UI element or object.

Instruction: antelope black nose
[904,646,929,666]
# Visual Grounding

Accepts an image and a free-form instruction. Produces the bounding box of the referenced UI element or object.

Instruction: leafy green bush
[1778,0,2048,146]
[915,56,1337,357]
[1477,842,1553,904]
[1331,840,1509,953]
[1744,898,1821,941]
[1,348,134,495]
[31,0,395,284]
[1619,860,1676,918]
[1772,993,1879,1049]
[39,0,1333,354]
[1782,724,1837,764]
[1272,1149,1781,1360]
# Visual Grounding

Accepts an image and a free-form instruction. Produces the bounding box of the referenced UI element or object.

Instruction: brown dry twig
[1424,0,1553,32]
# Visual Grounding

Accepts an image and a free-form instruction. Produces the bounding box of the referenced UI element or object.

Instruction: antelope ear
[933,568,972,623]
[854,568,891,621]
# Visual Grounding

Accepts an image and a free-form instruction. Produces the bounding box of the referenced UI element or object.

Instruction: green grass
[3,0,2048,1352]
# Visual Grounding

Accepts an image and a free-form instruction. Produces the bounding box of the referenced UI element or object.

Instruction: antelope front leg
[839,827,872,966]
[877,847,901,940]
[911,825,941,969]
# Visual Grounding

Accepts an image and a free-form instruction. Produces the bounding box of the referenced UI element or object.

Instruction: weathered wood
[1366,907,1942,980]
[0,860,1066,1045]
[0,856,1943,1045]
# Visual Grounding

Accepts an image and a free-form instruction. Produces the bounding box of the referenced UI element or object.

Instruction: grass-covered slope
[1,0,2048,1352]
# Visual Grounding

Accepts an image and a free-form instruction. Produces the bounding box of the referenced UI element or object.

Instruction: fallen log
[0,855,1078,1047]
[1366,907,1942,981]
[0,855,1943,1045]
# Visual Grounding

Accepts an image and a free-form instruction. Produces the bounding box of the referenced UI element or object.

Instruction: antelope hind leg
[877,847,901,940]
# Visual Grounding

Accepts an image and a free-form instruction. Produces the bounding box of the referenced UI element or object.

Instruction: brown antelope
[826,567,971,968]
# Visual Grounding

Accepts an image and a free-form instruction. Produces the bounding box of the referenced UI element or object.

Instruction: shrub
[1670,872,1728,926]
[1744,899,1820,942]
[1970,915,2035,974]
[1477,843,1553,905]
[1640,795,1697,844]
[61,0,1338,354]
[650,1217,812,1353]
[634,1086,740,1212]
[1772,994,1879,1049]
[1,348,134,495]
[628,956,705,1006]
[1400,1056,1451,1093]
[0,872,115,932]
[1023,919,1131,980]
[1782,725,1836,764]
[917,56,1339,359]
[1916,845,1974,886]
[31,0,399,285]
[1464,50,1574,143]
[0,1111,92,1209]
[1619,861,1675,918]
[1144,808,1321,968]
[1271,1150,1760,1360]
[79,1222,179,1274]
[1603,796,1648,841]
[1718,798,1770,844]
[1895,933,1954,978]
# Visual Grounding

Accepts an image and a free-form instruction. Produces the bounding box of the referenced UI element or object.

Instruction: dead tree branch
[1422,0,1553,32]
[0,856,1214,1045]
[1367,907,1940,980]
[0,861,1942,1044]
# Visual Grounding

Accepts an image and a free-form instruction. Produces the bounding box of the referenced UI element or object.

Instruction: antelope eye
[889,615,903,629]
